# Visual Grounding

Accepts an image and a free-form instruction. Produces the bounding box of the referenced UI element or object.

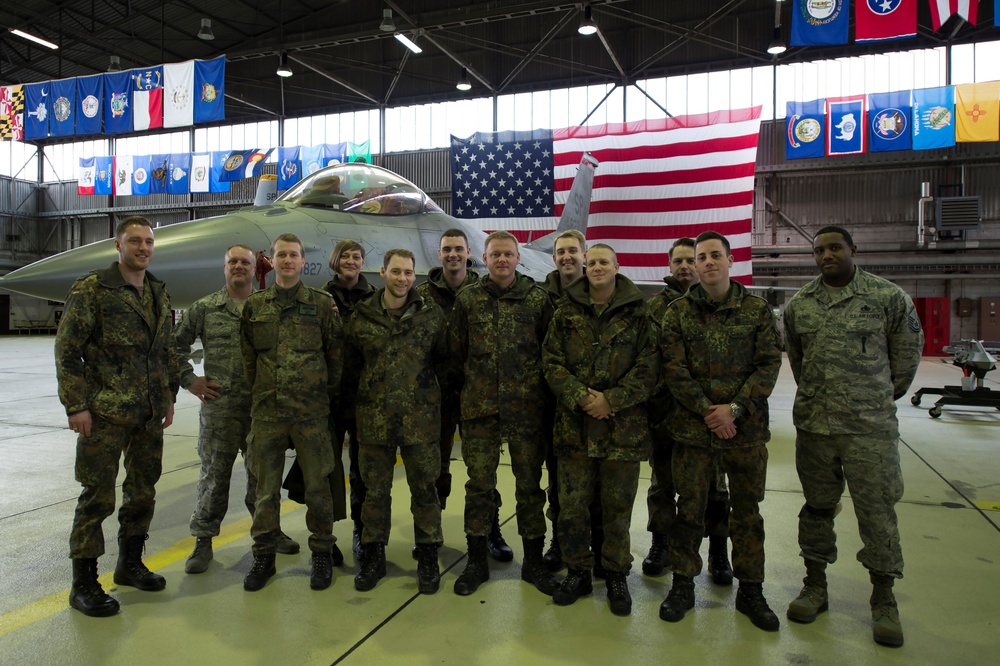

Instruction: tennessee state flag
[955,82,1000,143]
[855,0,916,42]
[929,0,978,31]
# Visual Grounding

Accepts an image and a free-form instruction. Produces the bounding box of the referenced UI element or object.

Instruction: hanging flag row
[1,56,225,142]
[77,147,271,196]
[786,80,1000,159]
[276,141,372,190]
[790,0,980,46]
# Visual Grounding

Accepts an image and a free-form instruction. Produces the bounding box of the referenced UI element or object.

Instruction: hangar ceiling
[0,1,994,131]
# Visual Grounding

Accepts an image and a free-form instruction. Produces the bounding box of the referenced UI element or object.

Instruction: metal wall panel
[0,177,39,215]
[384,149,451,195]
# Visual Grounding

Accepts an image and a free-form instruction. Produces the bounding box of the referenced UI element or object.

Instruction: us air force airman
[241,233,343,592]
[543,244,658,616]
[175,244,300,575]
[347,249,450,595]
[658,231,782,632]
[783,226,923,647]
[450,230,560,597]
[643,237,733,585]
[56,216,178,617]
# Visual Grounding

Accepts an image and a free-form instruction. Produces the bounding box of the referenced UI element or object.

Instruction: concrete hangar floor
[0,335,997,666]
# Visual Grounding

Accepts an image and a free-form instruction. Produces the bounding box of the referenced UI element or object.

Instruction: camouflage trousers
[335,415,366,524]
[360,442,443,545]
[795,429,904,577]
[647,433,729,537]
[669,444,768,582]
[557,456,639,573]
[545,447,603,533]
[248,418,335,556]
[461,415,547,539]
[69,416,163,559]
[439,398,460,479]
[189,413,258,538]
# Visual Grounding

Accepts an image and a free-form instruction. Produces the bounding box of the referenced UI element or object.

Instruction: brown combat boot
[787,560,829,623]
[870,573,904,647]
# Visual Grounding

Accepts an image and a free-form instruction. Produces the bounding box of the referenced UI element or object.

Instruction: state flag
[103,71,133,135]
[132,66,163,131]
[167,153,192,194]
[193,56,226,124]
[132,155,152,195]
[75,75,103,135]
[210,151,231,193]
[785,99,826,160]
[868,91,912,152]
[929,0,978,31]
[300,145,327,176]
[826,96,866,156]
[149,154,170,193]
[114,155,134,196]
[219,149,274,181]
[50,78,76,137]
[163,60,195,128]
[1,84,26,141]
[190,152,212,193]
[790,0,849,46]
[912,86,956,150]
[349,140,372,164]
[24,83,50,141]
[955,82,1000,142]
[277,146,301,190]
[78,157,96,195]
[856,0,916,42]
[95,156,114,194]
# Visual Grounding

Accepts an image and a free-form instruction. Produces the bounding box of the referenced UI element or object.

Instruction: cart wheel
[929,406,942,418]
[910,395,920,406]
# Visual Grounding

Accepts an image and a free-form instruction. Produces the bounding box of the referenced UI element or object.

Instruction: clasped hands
[578,388,615,420]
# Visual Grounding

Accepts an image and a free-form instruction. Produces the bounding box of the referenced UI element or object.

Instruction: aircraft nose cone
[1,240,118,303]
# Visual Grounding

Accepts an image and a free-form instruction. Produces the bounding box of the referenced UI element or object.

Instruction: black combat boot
[354,542,387,591]
[591,527,606,580]
[310,551,333,590]
[352,520,363,561]
[114,535,166,591]
[69,559,120,617]
[414,544,441,595]
[487,508,513,562]
[542,529,563,572]
[787,560,829,623]
[243,553,276,591]
[436,472,452,511]
[659,573,695,622]
[454,536,490,596]
[521,536,559,596]
[275,531,301,555]
[605,571,632,617]
[870,572,904,647]
[707,535,734,586]
[185,537,213,574]
[736,581,780,631]
[330,543,344,567]
[642,532,669,576]
[553,568,593,606]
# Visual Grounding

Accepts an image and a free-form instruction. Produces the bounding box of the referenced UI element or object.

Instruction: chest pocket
[290,314,323,350]
[249,313,278,351]
[469,314,494,356]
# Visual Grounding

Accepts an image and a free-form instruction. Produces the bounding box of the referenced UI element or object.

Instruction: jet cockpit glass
[279,164,442,215]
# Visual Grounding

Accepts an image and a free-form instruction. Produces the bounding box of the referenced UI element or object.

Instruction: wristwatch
[729,401,743,420]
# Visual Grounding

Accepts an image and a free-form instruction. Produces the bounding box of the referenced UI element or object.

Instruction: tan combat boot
[787,560,828,623]
[870,572,904,647]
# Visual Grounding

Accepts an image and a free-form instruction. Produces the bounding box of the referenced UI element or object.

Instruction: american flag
[450,107,762,282]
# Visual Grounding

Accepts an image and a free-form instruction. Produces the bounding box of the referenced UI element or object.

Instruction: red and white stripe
[469,107,762,283]
[928,0,979,31]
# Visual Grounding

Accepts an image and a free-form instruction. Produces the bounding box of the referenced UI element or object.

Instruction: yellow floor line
[974,500,1000,513]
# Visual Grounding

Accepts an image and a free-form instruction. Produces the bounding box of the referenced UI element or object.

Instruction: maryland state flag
[954,82,1000,143]
[0,85,25,140]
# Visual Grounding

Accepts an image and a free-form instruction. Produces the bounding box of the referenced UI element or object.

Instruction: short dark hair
[272,233,304,257]
[116,216,152,240]
[440,228,468,244]
[330,239,365,272]
[668,237,695,260]
[383,248,415,269]
[587,242,618,263]
[814,226,855,247]
[695,231,730,255]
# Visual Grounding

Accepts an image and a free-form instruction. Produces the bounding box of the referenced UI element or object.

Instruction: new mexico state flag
[955,82,1000,142]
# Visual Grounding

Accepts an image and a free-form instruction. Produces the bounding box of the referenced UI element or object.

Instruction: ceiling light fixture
[380,8,396,32]
[9,28,59,50]
[198,18,215,41]
[578,5,598,36]
[456,68,472,91]
[767,0,786,56]
[107,55,121,72]
[276,51,293,77]
[394,33,422,54]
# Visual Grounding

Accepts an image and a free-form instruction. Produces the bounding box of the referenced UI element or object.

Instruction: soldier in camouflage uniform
[449,231,560,597]
[643,238,733,585]
[241,233,343,592]
[783,226,923,648]
[347,249,450,595]
[543,244,658,617]
[56,216,178,617]
[175,244,300,575]
[658,231,782,632]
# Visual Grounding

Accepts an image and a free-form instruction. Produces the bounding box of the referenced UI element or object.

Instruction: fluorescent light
[578,6,598,36]
[9,28,59,50]
[456,68,471,91]
[276,52,292,77]
[394,33,422,54]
